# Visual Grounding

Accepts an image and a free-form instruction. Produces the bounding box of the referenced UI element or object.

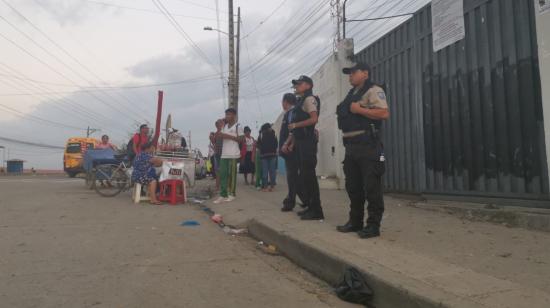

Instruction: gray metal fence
[354,0,548,199]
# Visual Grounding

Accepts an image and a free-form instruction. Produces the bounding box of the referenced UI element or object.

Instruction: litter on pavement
[180,220,200,227]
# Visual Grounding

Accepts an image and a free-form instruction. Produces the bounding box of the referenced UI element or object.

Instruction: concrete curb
[410,202,550,233]
[246,219,482,308]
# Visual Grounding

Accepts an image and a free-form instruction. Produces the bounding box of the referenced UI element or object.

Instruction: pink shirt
[96,142,114,150]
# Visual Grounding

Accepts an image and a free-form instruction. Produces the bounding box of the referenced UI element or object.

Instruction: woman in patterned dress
[131,142,163,205]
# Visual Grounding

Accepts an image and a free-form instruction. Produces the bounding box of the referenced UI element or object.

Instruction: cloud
[19,0,109,26]
[0,0,340,169]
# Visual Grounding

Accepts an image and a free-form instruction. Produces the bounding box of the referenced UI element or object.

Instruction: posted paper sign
[540,0,550,14]
[432,0,466,52]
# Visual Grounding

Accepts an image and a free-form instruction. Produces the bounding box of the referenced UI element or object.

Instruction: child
[214,108,242,204]
[257,123,278,192]
[239,126,256,185]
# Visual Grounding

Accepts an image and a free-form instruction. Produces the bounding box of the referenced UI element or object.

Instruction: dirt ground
[0,176,358,308]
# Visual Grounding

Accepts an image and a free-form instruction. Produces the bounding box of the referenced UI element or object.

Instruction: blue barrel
[7,160,24,174]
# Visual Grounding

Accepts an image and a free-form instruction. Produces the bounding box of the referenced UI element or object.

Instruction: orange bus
[63,137,98,177]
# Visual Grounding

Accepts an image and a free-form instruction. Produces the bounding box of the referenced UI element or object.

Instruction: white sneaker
[225,195,235,202]
[213,197,226,204]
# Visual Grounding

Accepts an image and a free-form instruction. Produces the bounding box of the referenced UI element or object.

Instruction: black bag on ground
[335,267,374,307]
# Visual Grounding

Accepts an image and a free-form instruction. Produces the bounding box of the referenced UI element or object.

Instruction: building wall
[355,0,548,199]
[272,40,355,188]
[536,0,550,194]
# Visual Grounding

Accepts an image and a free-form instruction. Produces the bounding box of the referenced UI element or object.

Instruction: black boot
[281,203,295,212]
[357,225,380,239]
[297,207,309,216]
[336,221,363,233]
[300,209,324,220]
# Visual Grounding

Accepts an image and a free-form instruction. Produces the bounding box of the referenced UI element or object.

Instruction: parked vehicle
[63,137,98,178]
[193,149,207,179]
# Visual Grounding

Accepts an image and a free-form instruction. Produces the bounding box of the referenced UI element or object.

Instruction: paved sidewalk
[205,179,550,308]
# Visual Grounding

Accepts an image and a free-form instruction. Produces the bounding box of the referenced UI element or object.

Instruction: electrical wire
[82,0,221,21]
[2,0,150,122]
[241,0,289,40]
[0,64,130,138]
[0,31,141,129]
[152,0,220,75]
[0,135,65,149]
[214,0,227,109]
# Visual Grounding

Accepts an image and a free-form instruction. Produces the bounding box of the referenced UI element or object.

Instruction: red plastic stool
[158,179,186,205]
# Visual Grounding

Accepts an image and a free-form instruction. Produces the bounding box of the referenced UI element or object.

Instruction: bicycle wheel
[93,164,128,197]
[85,170,96,190]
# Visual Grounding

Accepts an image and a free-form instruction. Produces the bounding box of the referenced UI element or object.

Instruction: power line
[240,0,330,76]
[0,30,142,128]
[0,75,223,96]
[0,103,86,131]
[241,0,331,78]
[241,21,263,121]
[347,12,413,22]
[82,0,222,21]
[29,0,156,115]
[0,135,65,149]
[152,0,220,74]
[241,0,289,40]
[11,0,153,120]
[214,0,227,109]
[350,0,418,46]
[170,0,220,13]
[0,63,130,137]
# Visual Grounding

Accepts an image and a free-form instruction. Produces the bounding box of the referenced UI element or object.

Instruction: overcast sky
[0,0,429,169]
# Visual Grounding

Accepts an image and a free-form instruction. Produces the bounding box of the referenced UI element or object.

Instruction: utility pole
[228,0,236,110]
[343,0,348,39]
[235,7,241,112]
[0,145,5,173]
[86,126,100,138]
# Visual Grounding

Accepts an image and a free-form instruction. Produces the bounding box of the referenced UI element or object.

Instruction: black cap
[292,75,313,86]
[342,63,371,74]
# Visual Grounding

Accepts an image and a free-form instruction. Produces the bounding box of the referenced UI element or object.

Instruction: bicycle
[91,155,132,197]
[92,155,192,198]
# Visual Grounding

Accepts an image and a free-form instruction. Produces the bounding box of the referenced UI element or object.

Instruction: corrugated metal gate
[354,0,548,198]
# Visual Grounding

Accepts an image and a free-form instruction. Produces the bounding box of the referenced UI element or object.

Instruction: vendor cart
[155,150,195,187]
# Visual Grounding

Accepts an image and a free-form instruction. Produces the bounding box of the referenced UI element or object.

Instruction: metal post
[87,126,90,138]
[0,146,4,173]
[343,0,348,39]
[235,7,241,113]
[228,0,236,110]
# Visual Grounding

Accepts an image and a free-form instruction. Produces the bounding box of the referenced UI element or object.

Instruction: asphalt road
[0,176,354,308]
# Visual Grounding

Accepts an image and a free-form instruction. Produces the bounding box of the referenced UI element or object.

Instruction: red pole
[153,90,163,146]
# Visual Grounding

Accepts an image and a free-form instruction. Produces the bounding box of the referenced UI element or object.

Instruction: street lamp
[203,3,241,112]
[203,26,231,36]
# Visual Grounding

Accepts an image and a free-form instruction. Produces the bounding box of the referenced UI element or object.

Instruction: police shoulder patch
[377,92,386,100]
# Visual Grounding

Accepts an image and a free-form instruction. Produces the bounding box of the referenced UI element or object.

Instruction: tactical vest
[292,91,321,140]
[336,83,382,135]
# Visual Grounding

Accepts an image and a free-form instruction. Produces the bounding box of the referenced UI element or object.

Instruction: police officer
[283,75,324,220]
[336,63,389,239]
[280,93,308,212]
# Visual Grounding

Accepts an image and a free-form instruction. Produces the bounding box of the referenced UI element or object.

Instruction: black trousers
[284,154,307,207]
[295,138,322,212]
[343,144,385,228]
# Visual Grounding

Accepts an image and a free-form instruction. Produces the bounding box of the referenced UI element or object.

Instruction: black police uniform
[290,88,324,220]
[280,106,307,211]
[336,74,387,238]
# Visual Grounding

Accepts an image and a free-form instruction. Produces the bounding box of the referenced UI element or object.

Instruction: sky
[0,0,429,169]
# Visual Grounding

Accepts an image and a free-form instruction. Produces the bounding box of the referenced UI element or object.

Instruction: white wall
[536,1,550,192]
[272,39,355,189]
